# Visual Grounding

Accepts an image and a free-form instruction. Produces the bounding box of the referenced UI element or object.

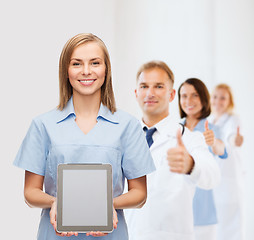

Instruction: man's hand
[167,128,194,174]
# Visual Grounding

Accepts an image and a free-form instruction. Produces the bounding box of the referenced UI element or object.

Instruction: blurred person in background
[209,83,245,240]
[178,78,227,240]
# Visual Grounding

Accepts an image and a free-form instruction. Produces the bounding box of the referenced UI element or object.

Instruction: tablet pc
[57,163,113,233]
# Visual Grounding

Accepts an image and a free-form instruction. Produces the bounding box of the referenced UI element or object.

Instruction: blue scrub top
[14,97,155,240]
[182,118,227,226]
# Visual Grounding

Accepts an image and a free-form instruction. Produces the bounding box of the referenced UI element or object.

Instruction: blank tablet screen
[57,164,113,233]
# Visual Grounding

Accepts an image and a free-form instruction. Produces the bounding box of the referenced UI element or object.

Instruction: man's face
[135,68,175,118]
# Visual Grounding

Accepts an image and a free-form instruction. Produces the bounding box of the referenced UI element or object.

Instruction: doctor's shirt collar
[141,114,180,137]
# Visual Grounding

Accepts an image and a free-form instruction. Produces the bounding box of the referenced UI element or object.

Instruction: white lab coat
[125,115,221,240]
[209,113,245,240]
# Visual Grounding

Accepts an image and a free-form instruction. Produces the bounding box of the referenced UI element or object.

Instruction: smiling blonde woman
[209,83,245,240]
[13,33,155,240]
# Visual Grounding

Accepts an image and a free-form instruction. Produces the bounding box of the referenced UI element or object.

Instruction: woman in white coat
[178,78,227,240]
[209,83,245,240]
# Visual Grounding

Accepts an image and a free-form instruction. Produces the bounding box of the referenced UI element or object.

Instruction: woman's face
[68,42,106,98]
[179,83,203,119]
[211,88,230,115]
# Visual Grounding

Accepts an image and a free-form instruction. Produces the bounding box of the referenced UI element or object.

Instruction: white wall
[1,0,253,239]
[114,0,216,118]
[213,0,254,238]
[0,0,116,239]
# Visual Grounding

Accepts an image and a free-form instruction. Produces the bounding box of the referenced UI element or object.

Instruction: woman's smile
[78,79,96,86]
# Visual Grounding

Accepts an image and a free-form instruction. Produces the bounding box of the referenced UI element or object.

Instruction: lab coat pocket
[153,157,185,194]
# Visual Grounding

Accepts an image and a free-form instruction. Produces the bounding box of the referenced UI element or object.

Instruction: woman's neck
[72,91,101,118]
[185,116,200,131]
[212,111,225,124]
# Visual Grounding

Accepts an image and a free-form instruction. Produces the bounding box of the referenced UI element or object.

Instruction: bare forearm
[24,188,55,209]
[113,188,147,210]
[211,139,225,156]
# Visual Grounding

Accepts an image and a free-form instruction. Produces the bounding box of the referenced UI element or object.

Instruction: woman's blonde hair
[213,83,234,114]
[58,33,116,113]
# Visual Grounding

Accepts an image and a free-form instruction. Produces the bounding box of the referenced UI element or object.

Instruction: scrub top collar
[56,96,119,124]
[195,118,207,130]
[97,102,119,124]
[181,118,207,131]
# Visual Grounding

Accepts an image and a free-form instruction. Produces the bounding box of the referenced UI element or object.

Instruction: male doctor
[125,61,221,240]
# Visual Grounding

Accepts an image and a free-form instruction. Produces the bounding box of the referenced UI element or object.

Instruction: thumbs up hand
[167,128,194,174]
[235,126,244,147]
[176,127,185,147]
[203,120,215,146]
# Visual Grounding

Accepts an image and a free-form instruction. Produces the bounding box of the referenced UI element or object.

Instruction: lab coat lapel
[216,113,230,126]
[150,133,174,151]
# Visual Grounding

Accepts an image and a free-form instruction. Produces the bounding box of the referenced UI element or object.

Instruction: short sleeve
[121,118,155,180]
[13,118,49,176]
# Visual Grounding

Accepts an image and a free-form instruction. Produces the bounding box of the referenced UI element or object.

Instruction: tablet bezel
[57,163,113,233]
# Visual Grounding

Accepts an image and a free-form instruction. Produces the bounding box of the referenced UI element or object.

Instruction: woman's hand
[203,120,225,156]
[112,207,118,229]
[86,207,118,237]
[203,120,215,146]
[49,199,78,237]
[235,126,244,147]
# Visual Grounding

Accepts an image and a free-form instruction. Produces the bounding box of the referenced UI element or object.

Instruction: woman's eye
[72,62,80,66]
[91,61,100,65]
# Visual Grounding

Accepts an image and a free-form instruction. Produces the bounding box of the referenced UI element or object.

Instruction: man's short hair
[136,60,174,85]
